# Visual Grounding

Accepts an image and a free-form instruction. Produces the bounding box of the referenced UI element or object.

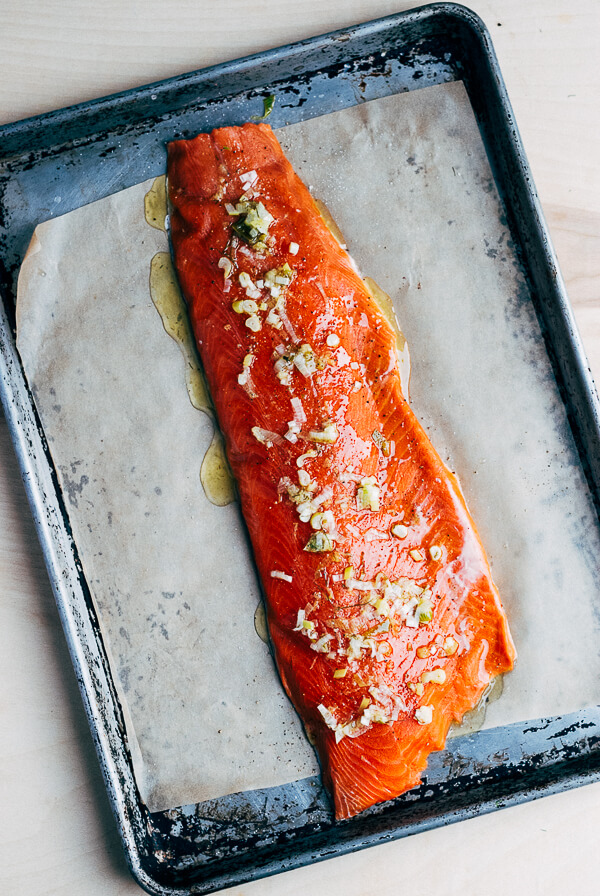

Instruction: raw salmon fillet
[167,122,516,819]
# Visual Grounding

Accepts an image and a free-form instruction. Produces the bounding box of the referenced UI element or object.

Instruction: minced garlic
[415,705,434,725]
[392,523,408,539]
[443,636,458,656]
[232,298,258,314]
[421,668,446,685]
[245,314,261,332]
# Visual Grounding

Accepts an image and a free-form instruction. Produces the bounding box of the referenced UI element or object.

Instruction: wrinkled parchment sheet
[17,81,600,811]
[16,180,320,811]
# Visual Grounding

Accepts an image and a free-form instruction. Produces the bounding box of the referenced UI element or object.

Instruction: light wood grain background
[1,2,599,894]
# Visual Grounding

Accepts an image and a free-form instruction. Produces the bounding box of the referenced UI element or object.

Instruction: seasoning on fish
[167,122,516,819]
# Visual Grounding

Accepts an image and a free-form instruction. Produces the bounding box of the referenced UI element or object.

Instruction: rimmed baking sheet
[1,5,600,895]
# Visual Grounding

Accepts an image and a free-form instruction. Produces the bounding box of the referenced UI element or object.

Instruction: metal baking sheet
[1,4,600,894]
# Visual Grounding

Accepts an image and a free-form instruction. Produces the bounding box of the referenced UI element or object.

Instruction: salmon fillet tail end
[167,122,516,820]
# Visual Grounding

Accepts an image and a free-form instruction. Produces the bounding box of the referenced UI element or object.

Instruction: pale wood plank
[1,1,598,893]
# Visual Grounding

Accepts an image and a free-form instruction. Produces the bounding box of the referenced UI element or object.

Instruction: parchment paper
[16,81,600,812]
[16,180,320,812]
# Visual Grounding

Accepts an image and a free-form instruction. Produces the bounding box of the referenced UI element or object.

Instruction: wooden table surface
[1,2,599,894]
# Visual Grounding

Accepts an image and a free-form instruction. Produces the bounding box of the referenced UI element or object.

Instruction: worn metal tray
[1,4,600,894]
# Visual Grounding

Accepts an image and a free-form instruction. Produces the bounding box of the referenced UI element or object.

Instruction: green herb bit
[252,94,275,121]
[232,217,262,246]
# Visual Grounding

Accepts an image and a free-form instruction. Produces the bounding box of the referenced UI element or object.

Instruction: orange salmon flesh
[167,122,516,819]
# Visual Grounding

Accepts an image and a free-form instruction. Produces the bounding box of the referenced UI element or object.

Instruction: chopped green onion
[416,597,433,624]
[232,298,258,314]
[232,200,274,247]
[245,314,261,332]
[304,531,334,553]
[308,421,338,443]
[357,476,380,511]
[265,263,294,288]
